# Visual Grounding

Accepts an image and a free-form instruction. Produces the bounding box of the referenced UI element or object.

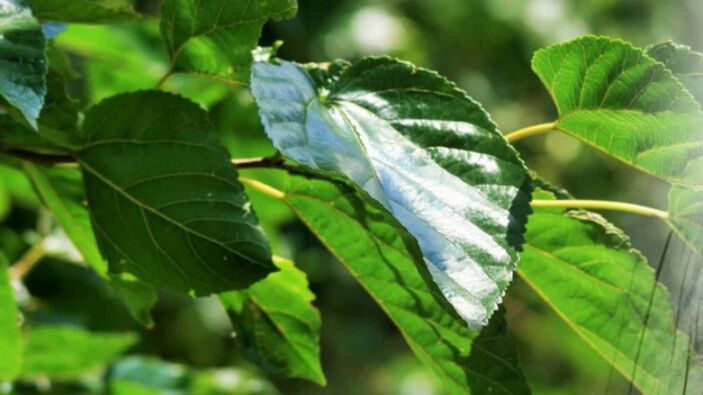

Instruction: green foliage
[159,0,297,80]
[667,186,703,256]
[0,0,47,128]
[648,42,703,105]
[220,258,324,385]
[532,36,703,187]
[75,91,275,294]
[0,251,21,381]
[28,0,139,23]
[252,58,532,328]
[284,177,529,394]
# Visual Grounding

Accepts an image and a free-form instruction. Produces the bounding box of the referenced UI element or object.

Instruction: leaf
[667,186,703,256]
[252,58,532,328]
[0,251,22,381]
[648,41,703,105]
[23,164,157,326]
[75,90,275,294]
[0,0,47,128]
[518,189,703,394]
[21,325,137,378]
[28,0,139,24]
[284,177,530,395]
[219,258,324,385]
[159,0,297,80]
[532,36,703,187]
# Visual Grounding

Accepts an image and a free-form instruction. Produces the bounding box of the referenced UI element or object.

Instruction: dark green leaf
[518,190,703,394]
[0,0,47,128]
[252,58,532,328]
[29,0,139,24]
[23,164,157,326]
[285,177,529,395]
[75,90,275,294]
[648,41,703,105]
[220,258,324,385]
[532,36,703,187]
[21,325,137,378]
[160,0,297,80]
[0,251,21,381]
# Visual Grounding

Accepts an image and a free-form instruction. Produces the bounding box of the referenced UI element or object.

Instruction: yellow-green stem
[10,241,46,280]
[531,199,669,220]
[239,177,285,200]
[506,121,558,143]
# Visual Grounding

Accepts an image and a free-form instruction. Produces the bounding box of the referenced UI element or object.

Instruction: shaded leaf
[160,0,297,81]
[518,189,703,394]
[29,0,139,24]
[220,258,324,385]
[252,58,532,328]
[284,177,529,395]
[532,36,703,187]
[648,41,703,105]
[667,186,703,256]
[0,251,22,381]
[75,90,274,294]
[0,0,47,128]
[21,325,137,378]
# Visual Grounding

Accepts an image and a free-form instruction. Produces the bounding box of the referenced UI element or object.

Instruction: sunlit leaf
[75,90,275,294]
[0,0,47,128]
[0,251,22,381]
[532,36,703,187]
[518,189,703,394]
[284,177,530,395]
[252,58,532,328]
[159,0,297,81]
[29,0,139,24]
[220,258,324,385]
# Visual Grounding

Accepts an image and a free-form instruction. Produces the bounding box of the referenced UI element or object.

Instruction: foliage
[0,1,701,394]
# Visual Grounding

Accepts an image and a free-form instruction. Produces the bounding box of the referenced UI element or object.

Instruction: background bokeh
[2,0,702,394]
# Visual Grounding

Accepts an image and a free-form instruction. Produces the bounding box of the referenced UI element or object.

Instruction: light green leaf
[252,58,532,328]
[532,36,703,187]
[648,41,703,105]
[21,325,137,378]
[0,0,47,128]
[29,0,139,24]
[75,90,275,294]
[159,0,297,80]
[284,177,529,395]
[0,251,22,381]
[23,164,157,326]
[667,186,703,256]
[220,258,324,385]
[518,189,703,394]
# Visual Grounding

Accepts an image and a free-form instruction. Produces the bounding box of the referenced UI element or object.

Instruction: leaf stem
[531,199,669,220]
[239,176,285,200]
[1,147,75,165]
[10,241,46,281]
[505,121,558,143]
[155,69,174,90]
[232,155,296,171]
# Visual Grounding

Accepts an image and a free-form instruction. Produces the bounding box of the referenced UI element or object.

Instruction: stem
[10,241,46,280]
[239,176,285,200]
[505,121,558,143]
[155,69,174,90]
[531,199,669,220]
[1,148,75,165]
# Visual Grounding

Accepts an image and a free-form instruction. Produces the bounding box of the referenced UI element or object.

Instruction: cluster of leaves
[0,0,702,393]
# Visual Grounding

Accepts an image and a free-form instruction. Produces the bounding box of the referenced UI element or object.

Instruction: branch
[1,148,75,165]
[531,199,669,220]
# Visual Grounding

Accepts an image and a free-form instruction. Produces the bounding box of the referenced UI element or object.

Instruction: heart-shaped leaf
[76,91,275,294]
[0,0,47,128]
[160,0,297,80]
[28,0,139,24]
[532,36,703,187]
[252,58,532,328]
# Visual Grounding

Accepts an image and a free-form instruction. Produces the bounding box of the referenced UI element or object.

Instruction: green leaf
[75,90,275,294]
[284,177,529,395]
[21,325,137,378]
[667,186,703,256]
[0,0,47,128]
[648,42,703,105]
[518,189,703,394]
[28,0,139,24]
[252,58,532,328]
[220,258,324,385]
[159,0,297,80]
[23,164,157,326]
[0,251,22,381]
[532,36,703,187]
